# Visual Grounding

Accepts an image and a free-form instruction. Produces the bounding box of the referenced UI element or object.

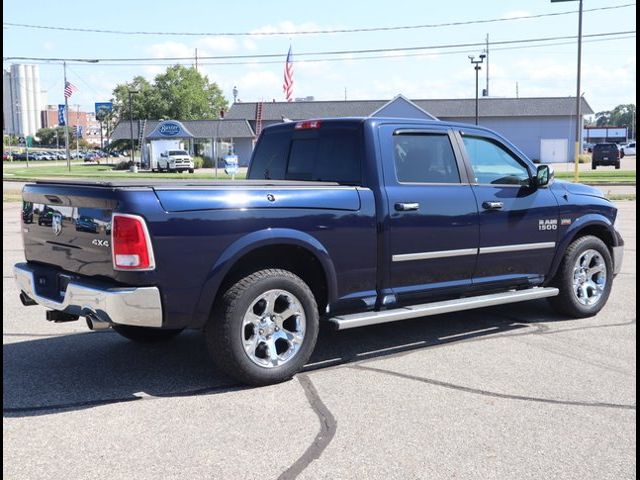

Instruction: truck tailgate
[21,184,119,278]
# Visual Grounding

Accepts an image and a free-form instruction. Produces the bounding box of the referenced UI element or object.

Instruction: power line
[29,34,635,68]
[3,31,635,63]
[2,3,635,37]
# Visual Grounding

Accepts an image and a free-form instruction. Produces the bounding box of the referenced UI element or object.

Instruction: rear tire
[548,235,613,318]
[189,168,194,174]
[206,269,319,386]
[591,162,597,170]
[112,325,184,343]
[615,162,621,169]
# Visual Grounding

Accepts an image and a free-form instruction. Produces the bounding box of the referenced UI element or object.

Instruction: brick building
[41,105,102,146]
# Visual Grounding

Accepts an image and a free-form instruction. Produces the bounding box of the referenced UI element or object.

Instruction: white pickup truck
[157,149,195,173]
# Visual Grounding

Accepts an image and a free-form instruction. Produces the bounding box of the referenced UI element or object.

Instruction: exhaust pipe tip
[84,310,111,331]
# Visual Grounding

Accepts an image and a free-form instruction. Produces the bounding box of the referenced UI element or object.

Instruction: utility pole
[574,0,584,183]
[128,90,138,163]
[485,34,490,96]
[516,81,519,98]
[551,0,583,182]
[195,48,198,71]
[76,104,80,161]
[63,61,71,171]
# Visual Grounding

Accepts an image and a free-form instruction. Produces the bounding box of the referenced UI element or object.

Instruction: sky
[2,0,636,117]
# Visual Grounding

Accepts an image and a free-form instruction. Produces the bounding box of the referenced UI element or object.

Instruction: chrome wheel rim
[241,289,306,368]
[572,249,607,306]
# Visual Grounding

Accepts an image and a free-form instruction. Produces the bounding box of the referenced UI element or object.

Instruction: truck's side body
[17,117,623,335]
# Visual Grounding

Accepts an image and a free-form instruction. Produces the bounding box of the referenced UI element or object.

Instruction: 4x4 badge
[52,214,63,236]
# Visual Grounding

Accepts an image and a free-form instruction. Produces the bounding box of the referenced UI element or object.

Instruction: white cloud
[500,10,531,20]
[147,41,194,59]
[243,39,258,51]
[196,36,238,53]
[250,20,324,36]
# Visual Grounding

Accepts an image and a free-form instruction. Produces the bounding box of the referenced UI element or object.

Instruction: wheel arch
[193,229,338,328]
[546,215,618,283]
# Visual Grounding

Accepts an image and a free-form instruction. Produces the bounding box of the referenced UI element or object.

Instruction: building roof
[110,119,255,141]
[226,96,594,121]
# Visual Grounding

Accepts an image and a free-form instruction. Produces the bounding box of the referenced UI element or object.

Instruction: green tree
[595,104,636,137]
[110,66,228,122]
[35,127,66,146]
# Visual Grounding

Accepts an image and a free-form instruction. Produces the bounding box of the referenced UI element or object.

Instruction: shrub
[202,156,214,168]
[193,156,204,169]
[113,160,133,170]
[578,154,591,164]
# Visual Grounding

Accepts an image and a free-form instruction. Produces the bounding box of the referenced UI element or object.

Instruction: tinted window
[462,136,530,186]
[168,150,189,155]
[594,144,617,152]
[393,134,460,183]
[248,125,362,184]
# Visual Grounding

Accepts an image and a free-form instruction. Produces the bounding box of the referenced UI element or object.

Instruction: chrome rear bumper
[14,263,163,327]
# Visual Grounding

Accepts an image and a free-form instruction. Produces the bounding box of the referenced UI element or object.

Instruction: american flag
[64,81,78,99]
[283,46,294,102]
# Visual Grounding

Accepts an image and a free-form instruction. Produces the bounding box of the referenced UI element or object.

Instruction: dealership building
[112,95,593,166]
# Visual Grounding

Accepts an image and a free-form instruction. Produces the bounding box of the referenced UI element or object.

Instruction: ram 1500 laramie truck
[14,118,624,385]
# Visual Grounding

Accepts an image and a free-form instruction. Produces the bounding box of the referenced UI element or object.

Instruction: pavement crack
[352,365,636,411]
[278,374,337,480]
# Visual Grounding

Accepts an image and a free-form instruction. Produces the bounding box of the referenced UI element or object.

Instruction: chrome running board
[329,287,559,330]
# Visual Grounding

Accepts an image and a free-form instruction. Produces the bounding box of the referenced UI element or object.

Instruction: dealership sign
[158,122,181,136]
[146,120,195,140]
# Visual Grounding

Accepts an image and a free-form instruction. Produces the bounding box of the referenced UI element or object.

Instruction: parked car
[620,141,636,156]
[591,143,621,169]
[156,149,195,173]
[14,117,624,386]
[75,215,99,233]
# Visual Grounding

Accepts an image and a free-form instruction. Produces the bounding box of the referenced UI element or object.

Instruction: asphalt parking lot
[3,201,636,480]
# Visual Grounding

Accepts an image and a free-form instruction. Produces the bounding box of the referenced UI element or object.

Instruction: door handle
[482,201,504,210]
[395,202,420,212]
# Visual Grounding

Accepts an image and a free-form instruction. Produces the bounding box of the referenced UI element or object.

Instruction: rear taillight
[111,213,155,270]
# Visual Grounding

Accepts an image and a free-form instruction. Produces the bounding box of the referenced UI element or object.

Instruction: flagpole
[63,61,71,172]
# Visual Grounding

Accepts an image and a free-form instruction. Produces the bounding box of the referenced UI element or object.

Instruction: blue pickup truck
[15,118,624,385]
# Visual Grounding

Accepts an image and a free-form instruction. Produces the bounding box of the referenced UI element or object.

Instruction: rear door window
[393,133,461,183]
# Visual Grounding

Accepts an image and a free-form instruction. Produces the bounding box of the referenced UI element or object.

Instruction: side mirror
[534,164,553,187]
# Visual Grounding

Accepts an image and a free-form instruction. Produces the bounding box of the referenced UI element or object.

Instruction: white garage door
[540,139,568,163]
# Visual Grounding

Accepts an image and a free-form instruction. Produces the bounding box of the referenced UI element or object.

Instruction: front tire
[591,162,597,170]
[112,325,184,343]
[206,269,319,386]
[548,235,613,318]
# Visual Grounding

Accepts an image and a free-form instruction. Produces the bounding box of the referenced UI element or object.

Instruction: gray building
[111,95,593,167]
[111,119,256,166]
[226,95,593,163]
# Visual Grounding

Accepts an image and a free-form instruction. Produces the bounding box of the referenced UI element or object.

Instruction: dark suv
[592,143,621,169]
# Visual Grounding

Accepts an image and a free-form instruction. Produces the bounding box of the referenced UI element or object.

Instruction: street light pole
[469,54,485,125]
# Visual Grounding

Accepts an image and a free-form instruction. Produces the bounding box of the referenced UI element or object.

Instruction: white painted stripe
[479,242,556,254]
[392,248,478,262]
